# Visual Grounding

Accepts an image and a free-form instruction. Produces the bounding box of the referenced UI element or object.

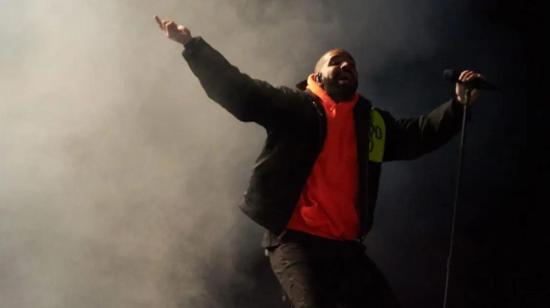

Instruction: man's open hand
[154,16,192,45]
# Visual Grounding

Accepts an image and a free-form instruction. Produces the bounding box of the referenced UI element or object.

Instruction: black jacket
[182,37,464,247]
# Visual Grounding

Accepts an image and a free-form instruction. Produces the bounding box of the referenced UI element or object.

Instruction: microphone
[443,69,499,91]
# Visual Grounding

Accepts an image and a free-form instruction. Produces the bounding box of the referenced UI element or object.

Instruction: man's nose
[340,61,355,73]
[341,60,353,69]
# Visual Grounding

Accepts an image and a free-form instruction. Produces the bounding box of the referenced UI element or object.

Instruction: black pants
[267,231,400,308]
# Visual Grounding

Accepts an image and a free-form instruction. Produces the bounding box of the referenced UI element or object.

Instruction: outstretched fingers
[154,16,175,31]
[154,15,164,30]
[153,16,191,45]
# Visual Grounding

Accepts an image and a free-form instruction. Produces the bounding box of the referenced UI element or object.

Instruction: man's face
[316,50,358,101]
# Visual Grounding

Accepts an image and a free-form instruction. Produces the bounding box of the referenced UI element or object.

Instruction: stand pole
[443,91,470,308]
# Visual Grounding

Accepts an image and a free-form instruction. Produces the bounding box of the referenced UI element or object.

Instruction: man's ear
[316,73,323,83]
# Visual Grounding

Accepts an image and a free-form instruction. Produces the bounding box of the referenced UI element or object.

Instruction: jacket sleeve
[382,98,466,161]
[181,36,309,128]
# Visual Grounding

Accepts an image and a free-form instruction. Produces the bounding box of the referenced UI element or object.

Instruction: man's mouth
[337,73,353,83]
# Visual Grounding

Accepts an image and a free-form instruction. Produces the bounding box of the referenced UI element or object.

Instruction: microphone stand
[443,89,470,308]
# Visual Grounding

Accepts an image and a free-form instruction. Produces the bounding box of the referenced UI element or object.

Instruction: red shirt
[286,74,360,240]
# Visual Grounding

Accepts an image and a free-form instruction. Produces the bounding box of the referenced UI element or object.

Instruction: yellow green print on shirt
[369,109,386,163]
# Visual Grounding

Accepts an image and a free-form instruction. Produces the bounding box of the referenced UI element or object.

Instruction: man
[154,16,483,308]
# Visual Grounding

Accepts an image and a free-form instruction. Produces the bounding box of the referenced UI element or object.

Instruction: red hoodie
[287,74,360,240]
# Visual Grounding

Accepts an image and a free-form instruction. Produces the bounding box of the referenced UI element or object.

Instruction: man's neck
[328,92,355,103]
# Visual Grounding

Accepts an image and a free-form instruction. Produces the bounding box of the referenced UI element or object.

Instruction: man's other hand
[455,70,485,105]
[154,16,192,45]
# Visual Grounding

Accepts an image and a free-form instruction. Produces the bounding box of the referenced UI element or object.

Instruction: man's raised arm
[382,70,485,161]
[154,16,310,128]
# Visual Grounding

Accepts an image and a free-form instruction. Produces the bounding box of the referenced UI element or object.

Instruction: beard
[323,78,358,102]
